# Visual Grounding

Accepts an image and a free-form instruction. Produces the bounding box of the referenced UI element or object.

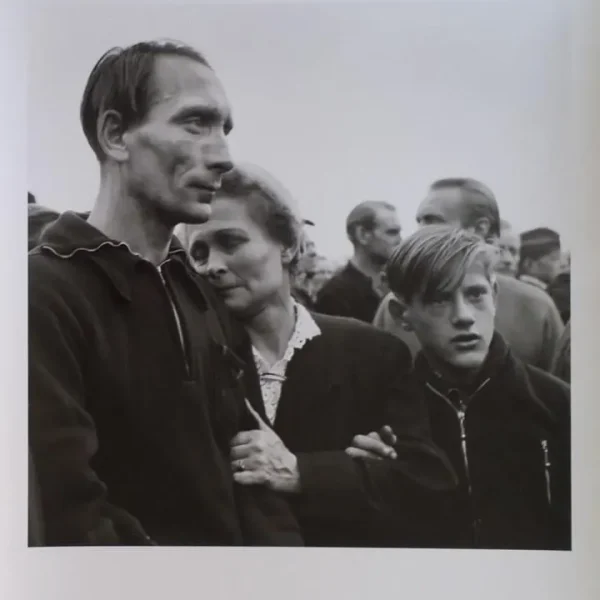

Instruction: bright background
[28,1,574,263]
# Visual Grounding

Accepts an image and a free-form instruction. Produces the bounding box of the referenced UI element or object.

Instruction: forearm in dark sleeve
[29,297,151,546]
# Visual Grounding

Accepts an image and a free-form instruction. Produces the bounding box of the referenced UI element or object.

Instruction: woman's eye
[190,243,208,263]
[218,235,245,251]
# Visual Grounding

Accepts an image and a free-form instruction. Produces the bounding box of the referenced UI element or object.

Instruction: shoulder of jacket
[314,313,411,359]
[521,362,571,411]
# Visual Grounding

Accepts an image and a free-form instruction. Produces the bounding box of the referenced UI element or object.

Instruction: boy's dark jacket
[412,333,571,550]
[29,212,302,546]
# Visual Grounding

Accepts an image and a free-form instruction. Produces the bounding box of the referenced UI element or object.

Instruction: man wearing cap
[518,228,563,291]
[315,201,402,323]
[519,228,569,324]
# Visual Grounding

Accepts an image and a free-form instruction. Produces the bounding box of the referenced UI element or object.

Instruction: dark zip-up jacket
[29,212,302,546]
[413,334,571,550]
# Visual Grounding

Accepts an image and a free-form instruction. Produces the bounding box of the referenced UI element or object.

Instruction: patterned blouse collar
[252,301,321,373]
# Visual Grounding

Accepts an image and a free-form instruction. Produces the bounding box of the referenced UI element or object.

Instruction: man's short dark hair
[28,192,36,204]
[430,178,501,239]
[80,40,211,161]
[346,201,396,245]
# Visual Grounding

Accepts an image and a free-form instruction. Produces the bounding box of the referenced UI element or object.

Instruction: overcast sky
[28,0,574,261]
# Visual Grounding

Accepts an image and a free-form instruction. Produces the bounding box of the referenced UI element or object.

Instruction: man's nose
[205,131,234,176]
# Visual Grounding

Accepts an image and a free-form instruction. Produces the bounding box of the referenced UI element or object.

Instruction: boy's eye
[429,295,450,306]
[467,288,487,300]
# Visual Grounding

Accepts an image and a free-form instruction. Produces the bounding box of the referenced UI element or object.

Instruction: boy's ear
[491,276,500,306]
[389,295,414,331]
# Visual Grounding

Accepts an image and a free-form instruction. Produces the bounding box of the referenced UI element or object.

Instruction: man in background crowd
[496,219,520,277]
[518,228,562,290]
[315,201,401,322]
[548,250,571,324]
[28,197,61,251]
[519,227,570,324]
[29,40,301,546]
[373,178,564,371]
[292,219,319,308]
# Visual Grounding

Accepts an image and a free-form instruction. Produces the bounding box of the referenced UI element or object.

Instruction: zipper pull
[541,439,552,505]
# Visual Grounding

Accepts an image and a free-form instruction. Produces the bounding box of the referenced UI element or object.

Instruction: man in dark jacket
[315,201,401,322]
[29,40,301,546]
[355,225,571,550]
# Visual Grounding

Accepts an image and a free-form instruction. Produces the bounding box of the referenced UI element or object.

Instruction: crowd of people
[28,39,571,550]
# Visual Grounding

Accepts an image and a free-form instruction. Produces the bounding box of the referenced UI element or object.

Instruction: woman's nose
[206,255,228,278]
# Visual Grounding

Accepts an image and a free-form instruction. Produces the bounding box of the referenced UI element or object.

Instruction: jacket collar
[31,211,190,302]
[415,332,557,424]
[414,332,510,402]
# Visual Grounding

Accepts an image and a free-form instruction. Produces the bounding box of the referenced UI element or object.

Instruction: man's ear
[354,225,373,247]
[389,295,413,331]
[97,110,129,162]
[472,217,491,239]
[281,246,296,267]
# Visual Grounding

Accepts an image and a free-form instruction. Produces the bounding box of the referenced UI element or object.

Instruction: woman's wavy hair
[217,163,305,273]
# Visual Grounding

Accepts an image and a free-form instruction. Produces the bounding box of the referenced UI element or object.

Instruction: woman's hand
[230,400,301,494]
[345,425,398,461]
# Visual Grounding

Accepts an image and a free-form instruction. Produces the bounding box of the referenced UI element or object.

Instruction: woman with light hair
[178,163,456,548]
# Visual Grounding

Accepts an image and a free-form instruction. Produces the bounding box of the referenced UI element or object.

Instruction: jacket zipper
[426,379,490,544]
[157,262,191,377]
[541,439,552,505]
[457,404,472,497]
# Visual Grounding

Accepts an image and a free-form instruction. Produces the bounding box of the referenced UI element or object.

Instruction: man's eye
[185,118,210,132]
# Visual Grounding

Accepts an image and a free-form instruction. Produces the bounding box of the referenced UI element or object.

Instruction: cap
[520,227,561,259]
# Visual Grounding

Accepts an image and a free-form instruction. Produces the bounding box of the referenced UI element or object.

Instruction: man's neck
[245,291,296,368]
[351,251,384,281]
[425,353,483,390]
[87,173,174,266]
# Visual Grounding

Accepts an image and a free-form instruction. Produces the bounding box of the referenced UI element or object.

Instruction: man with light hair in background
[373,178,564,371]
[496,219,520,277]
[315,201,402,323]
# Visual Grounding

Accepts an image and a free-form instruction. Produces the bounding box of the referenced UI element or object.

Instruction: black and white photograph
[3,0,600,598]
